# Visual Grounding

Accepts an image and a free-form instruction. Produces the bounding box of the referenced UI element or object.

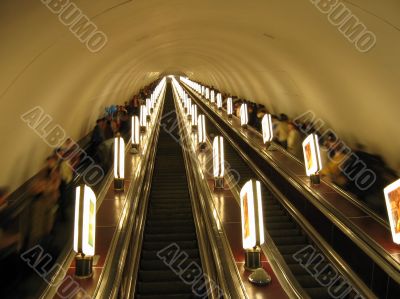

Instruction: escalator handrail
[184,84,400,282]
[172,84,241,299]
[93,86,167,299]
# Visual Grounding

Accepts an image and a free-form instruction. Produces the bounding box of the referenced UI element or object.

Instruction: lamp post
[262,114,273,149]
[131,116,140,154]
[227,98,233,118]
[198,114,207,151]
[240,103,248,129]
[213,136,224,190]
[74,185,96,279]
[302,134,323,185]
[210,90,215,105]
[191,104,198,131]
[114,133,125,191]
[140,105,147,133]
[240,180,271,285]
[217,93,222,110]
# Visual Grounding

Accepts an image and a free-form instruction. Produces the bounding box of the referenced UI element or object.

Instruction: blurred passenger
[320,147,348,187]
[0,187,8,209]
[104,117,114,140]
[275,114,289,149]
[287,122,303,158]
[28,155,61,246]
[56,148,74,222]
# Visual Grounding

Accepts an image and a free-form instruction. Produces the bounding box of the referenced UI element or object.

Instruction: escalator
[135,84,206,299]
[206,121,356,298]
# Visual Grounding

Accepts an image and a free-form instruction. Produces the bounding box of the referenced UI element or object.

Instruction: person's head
[279,113,288,122]
[288,122,297,131]
[46,155,58,168]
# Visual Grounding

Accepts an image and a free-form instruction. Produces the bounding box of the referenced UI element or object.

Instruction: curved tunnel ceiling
[1,0,400,191]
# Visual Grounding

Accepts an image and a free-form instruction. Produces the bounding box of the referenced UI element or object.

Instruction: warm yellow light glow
[74,185,96,256]
[131,116,140,145]
[384,179,400,244]
[140,105,147,128]
[227,98,233,116]
[240,103,248,126]
[206,88,210,100]
[146,98,152,115]
[191,104,198,126]
[217,93,222,109]
[262,114,273,144]
[186,98,192,115]
[240,180,264,249]
[198,115,206,144]
[213,136,224,178]
[210,90,215,104]
[114,136,125,179]
[302,134,323,176]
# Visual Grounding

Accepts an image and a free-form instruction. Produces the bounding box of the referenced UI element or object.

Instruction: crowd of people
[206,85,397,214]
[0,80,160,253]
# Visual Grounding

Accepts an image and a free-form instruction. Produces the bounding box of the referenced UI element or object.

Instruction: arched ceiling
[1,0,400,191]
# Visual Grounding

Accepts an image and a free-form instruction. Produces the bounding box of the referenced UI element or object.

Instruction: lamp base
[114,178,124,191]
[310,174,320,185]
[228,115,232,119]
[245,247,261,271]
[198,143,207,152]
[248,268,272,286]
[214,178,224,190]
[75,255,93,279]
[265,142,272,150]
[140,126,146,133]
[187,115,192,121]
[192,125,198,133]
[241,124,248,130]
[131,144,139,155]
[146,116,151,122]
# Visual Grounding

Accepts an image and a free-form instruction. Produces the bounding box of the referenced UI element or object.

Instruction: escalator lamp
[206,88,210,100]
[140,105,147,128]
[217,93,222,109]
[240,103,248,127]
[227,98,233,116]
[146,98,152,114]
[240,180,265,249]
[191,105,198,127]
[262,114,274,144]
[114,135,125,179]
[210,90,215,104]
[74,185,96,256]
[198,115,206,144]
[384,179,400,244]
[213,136,224,178]
[186,98,192,115]
[131,116,140,145]
[302,134,322,177]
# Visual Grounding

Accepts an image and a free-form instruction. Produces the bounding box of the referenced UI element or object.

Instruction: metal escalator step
[141,249,200,260]
[144,233,197,242]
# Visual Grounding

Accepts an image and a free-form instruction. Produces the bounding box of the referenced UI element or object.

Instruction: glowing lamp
[186,98,192,119]
[191,104,198,130]
[240,180,270,282]
[206,88,210,100]
[198,114,207,150]
[131,116,140,154]
[213,136,224,189]
[240,103,248,128]
[210,90,215,104]
[262,114,273,148]
[114,134,125,190]
[227,98,233,117]
[302,134,323,185]
[384,179,400,245]
[201,86,205,97]
[140,105,147,132]
[217,93,222,110]
[74,185,96,278]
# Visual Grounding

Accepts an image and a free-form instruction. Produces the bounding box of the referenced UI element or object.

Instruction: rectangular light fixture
[198,114,206,145]
[206,88,210,100]
[227,98,233,117]
[384,179,400,244]
[240,180,265,249]
[210,90,215,104]
[140,105,147,130]
[302,134,323,177]
[240,103,248,127]
[213,136,224,178]
[191,104,198,127]
[146,98,152,114]
[74,185,96,256]
[217,93,222,110]
[262,114,274,145]
[131,116,140,146]
[114,135,125,180]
